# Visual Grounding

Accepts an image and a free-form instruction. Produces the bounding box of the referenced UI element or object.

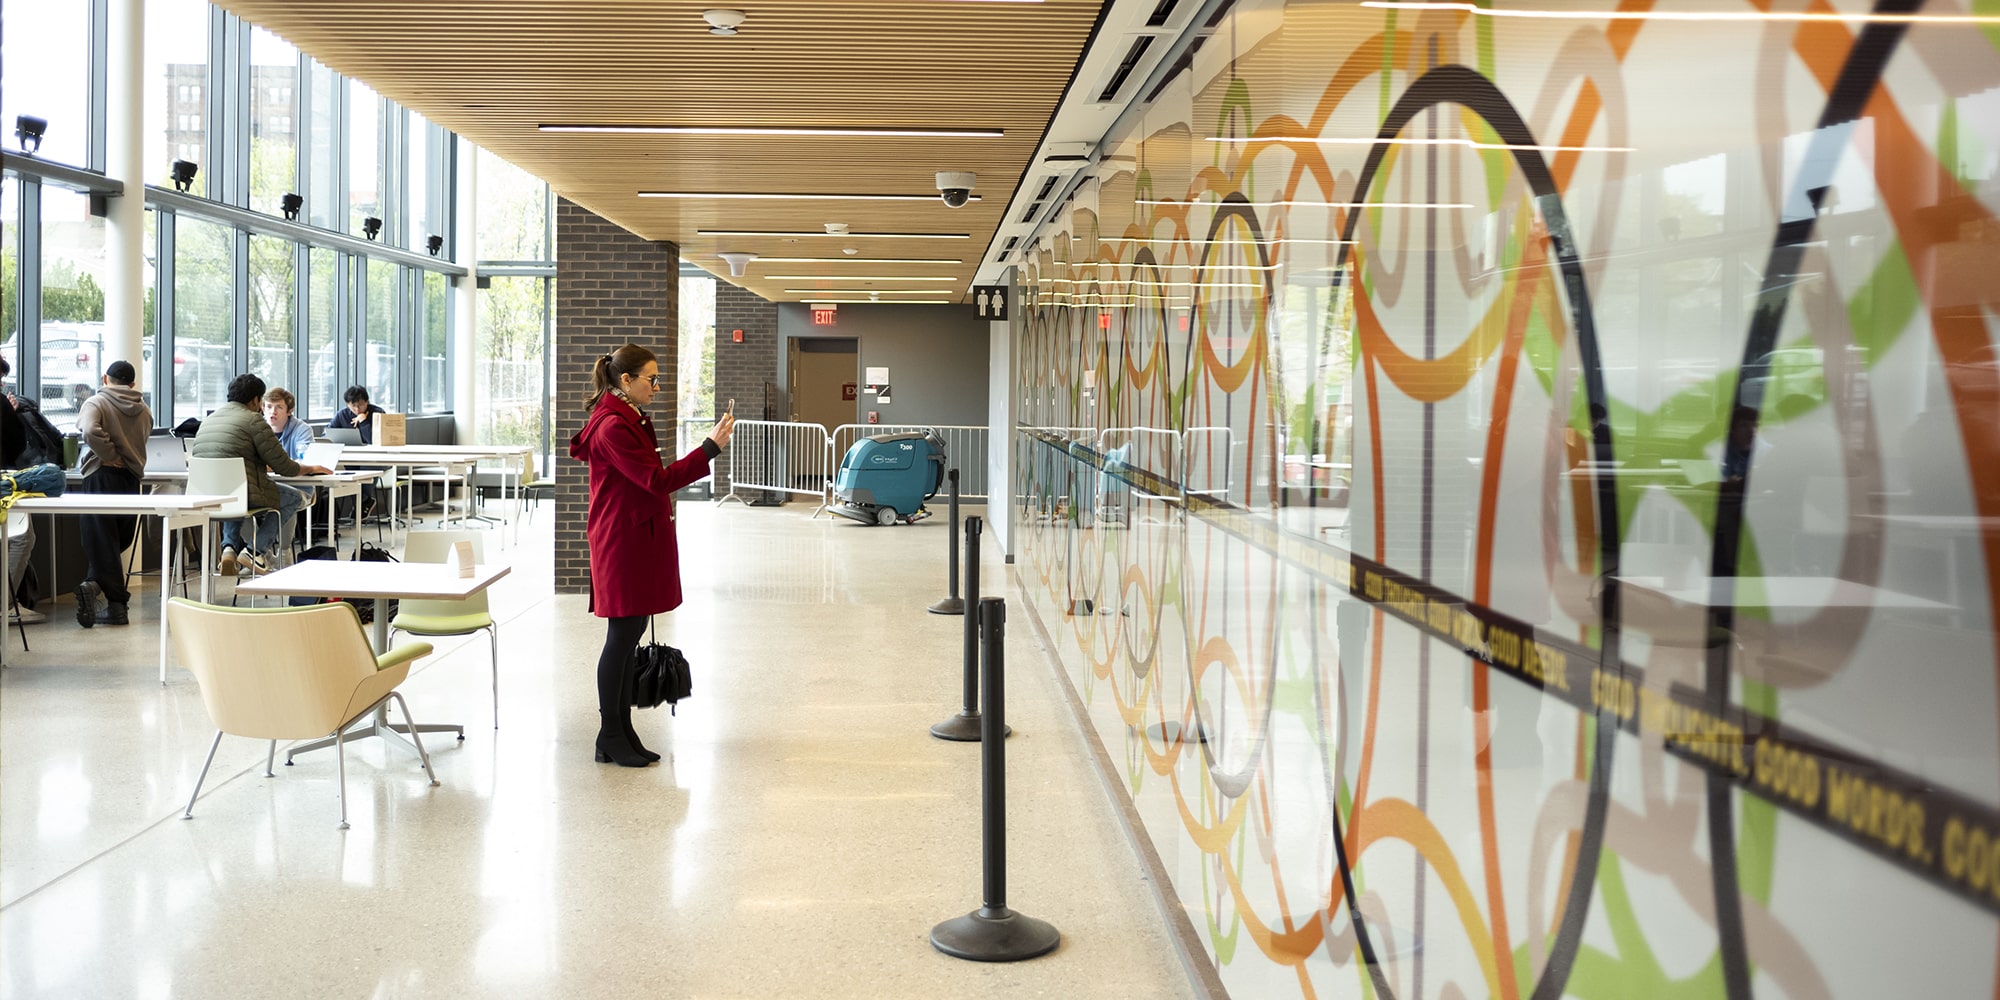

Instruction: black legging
[596,615,648,736]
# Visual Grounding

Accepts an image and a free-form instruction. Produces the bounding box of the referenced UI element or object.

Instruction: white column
[452,140,479,443]
[985,269,1015,557]
[103,0,147,373]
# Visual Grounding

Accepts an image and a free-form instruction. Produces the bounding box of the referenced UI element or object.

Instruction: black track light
[362,216,382,241]
[170,159,198,193]
[14,115,46,155]
[426,234,444,256]
[280,192,303,222]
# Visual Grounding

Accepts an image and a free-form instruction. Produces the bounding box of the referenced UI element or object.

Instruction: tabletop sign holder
[453,540,475,578]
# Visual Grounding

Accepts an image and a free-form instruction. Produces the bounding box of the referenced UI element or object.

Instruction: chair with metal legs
[390,529,501,728]
[169,598,439,829]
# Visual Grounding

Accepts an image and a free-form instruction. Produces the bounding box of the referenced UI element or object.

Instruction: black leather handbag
[630,617,692,713]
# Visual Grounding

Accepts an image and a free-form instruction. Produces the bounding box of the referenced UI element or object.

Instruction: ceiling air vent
[1096,35,1155,103]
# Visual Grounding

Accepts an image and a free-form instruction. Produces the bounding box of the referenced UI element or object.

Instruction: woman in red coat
[567,343,734,766]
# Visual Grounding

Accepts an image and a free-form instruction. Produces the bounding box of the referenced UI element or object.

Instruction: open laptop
[303,441,344,471]
[324,427,364,446]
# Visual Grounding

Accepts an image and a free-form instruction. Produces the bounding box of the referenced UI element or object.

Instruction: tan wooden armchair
[168,598,439,829]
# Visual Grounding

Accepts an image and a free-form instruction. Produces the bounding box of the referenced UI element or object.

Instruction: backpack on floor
[288,545,340,607]
[346,543,399,624]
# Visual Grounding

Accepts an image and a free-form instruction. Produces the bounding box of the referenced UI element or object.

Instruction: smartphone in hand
[727,398,736,417]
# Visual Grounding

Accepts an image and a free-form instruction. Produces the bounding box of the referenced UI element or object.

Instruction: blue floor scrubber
[831,430,946,525]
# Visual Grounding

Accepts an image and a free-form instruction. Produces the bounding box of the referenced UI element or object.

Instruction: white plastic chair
[186,456,277,591]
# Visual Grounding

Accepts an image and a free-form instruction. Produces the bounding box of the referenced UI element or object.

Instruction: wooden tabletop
[236,560,512,601]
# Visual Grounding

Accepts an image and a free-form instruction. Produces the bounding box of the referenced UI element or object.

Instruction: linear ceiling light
[1137,198,1472,209]
[740,257,965,264]
[767,275,959,281]
[782,288,956,294]
[1206,135,1633,153]
[1359,0,2000,21]
[640,191,981,201]
[543,124,1004,137]
[794,298,956,303]
[699,230,972,239]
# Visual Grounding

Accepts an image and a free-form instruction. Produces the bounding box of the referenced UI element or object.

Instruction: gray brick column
[711,280,778,495]
[553,197,679,595]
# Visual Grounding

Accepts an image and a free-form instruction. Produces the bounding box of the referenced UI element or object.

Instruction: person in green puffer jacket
[190,374,332,576]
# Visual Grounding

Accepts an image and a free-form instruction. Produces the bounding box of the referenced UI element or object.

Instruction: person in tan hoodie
[74,360,152,627]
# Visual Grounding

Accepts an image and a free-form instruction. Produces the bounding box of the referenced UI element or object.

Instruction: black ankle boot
[625,720,661,762]
[96,602,129,626]
[594,730,651,767]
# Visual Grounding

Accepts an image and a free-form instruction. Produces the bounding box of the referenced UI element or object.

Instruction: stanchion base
[928,596,966,615]
[931,712,1012,741]
[931,907,1061,963]
[1144,722,1208,745]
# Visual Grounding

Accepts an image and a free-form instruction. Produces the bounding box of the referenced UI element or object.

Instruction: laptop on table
[324,427,364,446]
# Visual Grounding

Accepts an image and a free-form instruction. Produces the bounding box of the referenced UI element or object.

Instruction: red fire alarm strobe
[732,328,744,343]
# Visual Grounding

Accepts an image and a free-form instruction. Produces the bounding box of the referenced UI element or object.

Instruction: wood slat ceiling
[218,1,1107,303]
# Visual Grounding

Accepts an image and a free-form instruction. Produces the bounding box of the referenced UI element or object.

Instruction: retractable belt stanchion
[931,598,1061,962]
[932,516,1009,741]
[927,469,964,615]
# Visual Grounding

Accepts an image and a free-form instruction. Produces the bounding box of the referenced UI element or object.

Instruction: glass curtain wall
[0,1,94,167]
[476,146,554,469]
[146,0,211,193]
[247,235,294,390]
[678,273,715,449]
[247,27,298,217]
[2,0,459,437]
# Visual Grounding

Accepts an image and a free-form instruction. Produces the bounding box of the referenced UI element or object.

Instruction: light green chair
[168,598,438,830]
[389,529,501,728]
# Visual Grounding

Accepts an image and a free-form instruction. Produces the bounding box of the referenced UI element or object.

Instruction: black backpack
[13,398,65,468]
[348,543,399,623]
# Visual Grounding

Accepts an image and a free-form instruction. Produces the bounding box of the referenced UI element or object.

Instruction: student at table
[73,361,152,627]
[263,387,314,460]
[192,374,331,576]
[327,385,385,520]
[327,385,386,443]
[0,356,38,625]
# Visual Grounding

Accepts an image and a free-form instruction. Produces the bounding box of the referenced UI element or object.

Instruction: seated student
[191,374,332,575]
[262,387,318,544]
[0,356,38,624]
[327,384,386,520]
[327,385,387,443]
[262,387,314,459]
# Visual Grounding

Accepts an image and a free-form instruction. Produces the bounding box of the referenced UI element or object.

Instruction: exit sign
[811,306,838,326]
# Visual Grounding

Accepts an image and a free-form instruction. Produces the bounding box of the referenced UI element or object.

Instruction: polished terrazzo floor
[0,501,1195,999]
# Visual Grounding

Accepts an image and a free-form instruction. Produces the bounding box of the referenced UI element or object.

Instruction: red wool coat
[567,396,716,618]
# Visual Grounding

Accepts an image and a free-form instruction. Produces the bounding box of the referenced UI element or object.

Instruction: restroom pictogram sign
[973,285,1009,321]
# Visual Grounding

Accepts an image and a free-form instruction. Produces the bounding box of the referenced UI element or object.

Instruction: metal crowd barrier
[828,424,991,500]
[721,419,835,505]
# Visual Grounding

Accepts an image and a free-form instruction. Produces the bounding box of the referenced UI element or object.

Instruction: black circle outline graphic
[1323,64,1624,1000]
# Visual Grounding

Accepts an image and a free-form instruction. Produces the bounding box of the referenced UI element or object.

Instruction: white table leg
[199,521,213,605]
[159,513,173,684]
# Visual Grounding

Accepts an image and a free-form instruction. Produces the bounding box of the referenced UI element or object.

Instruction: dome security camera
[935,171,977,209]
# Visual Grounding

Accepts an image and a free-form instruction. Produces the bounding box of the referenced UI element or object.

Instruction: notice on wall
[865,366,889,389]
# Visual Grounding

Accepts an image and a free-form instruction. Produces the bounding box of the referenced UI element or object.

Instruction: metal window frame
[88,0,110,173]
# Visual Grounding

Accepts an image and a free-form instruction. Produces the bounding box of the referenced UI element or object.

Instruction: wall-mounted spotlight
[170,159,199,193]
[280,192,303,221]
[14,116,47,155]
[362,216,383,241]
[426,235,444,257]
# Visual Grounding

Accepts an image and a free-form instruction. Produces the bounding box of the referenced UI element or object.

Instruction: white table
[237,559,512,761]
[334,448,487,543]
[343,444,533,544]
[1,492,232,681]
[274,471,376,550]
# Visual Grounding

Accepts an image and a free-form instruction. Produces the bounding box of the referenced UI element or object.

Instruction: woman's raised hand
[710,413,736,450]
